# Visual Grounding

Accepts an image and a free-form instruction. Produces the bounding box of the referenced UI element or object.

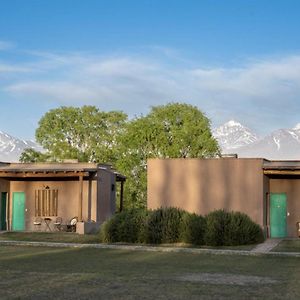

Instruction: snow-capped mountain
[213,120,259,151]
[0,131,41,162]
[214,121,300,160]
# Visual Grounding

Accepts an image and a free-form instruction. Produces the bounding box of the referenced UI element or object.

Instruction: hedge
[100,208,147,243]
[205,210,264,246]
[100,207,264,246]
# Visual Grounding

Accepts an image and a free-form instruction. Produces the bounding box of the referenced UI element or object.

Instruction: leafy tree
[117,102,220,208]
[21,103,219,210]
[22,106,127,163]
[20,148,50,163]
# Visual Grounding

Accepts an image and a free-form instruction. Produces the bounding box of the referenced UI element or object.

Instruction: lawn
[0,232,256,250]
[0,245,299,299]
[0,232,100,244]
[272,239,300,253]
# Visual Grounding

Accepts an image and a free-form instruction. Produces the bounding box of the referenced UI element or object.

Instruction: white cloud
[0,63,33,74]
[0,40,14,50]
[2,50,300,133]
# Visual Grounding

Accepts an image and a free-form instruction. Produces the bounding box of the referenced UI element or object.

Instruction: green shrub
[204,210,229,246]
[145,207,185,244]
[224,211,264,245]
[180,213,206,245]
[205,209,264,246]
[99,218,117,243]
[100,209,148,243]
[100,207,264,247]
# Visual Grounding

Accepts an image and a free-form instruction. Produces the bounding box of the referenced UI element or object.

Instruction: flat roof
[0,162,99,173]
[0,162,126,181]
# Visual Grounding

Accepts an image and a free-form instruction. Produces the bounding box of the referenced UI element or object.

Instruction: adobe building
[0,162,125,234]
[147,158,300,238]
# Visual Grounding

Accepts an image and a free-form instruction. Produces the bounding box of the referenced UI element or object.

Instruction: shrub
[204,210,229,246]
[100,209,148,243]
[180,213,206,245]
[145,207,185,244]
[224,211,264,245]
[100,207,264,247]
[205,209,264,246]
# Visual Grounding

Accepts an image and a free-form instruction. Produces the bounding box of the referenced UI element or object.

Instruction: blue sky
[1,0,300,139]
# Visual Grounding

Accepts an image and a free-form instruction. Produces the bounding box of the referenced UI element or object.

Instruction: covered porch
[0,162,124,234]
[263,160,300,238]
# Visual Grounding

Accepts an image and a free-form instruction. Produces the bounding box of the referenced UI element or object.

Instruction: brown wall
[9,180,97,231]
[148,158,265,227]
[97,169,116,223]
[270,178,300,237]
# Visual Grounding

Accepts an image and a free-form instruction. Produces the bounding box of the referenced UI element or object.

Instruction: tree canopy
[117,103,220,208]
[21,103,220,209]
[22,106,127,164]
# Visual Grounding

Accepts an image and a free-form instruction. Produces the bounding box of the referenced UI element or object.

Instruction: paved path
[251,238,283,253]
[0,239,299,257]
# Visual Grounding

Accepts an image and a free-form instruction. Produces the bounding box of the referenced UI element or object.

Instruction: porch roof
[263,160,300,175]
[0,162,125,180]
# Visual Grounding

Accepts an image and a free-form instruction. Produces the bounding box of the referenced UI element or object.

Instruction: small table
[44,218,52,231]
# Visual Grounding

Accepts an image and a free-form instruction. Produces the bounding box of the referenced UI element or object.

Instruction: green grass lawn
[272,239,300,253]
[0,232,256,250]
[0,232,100,244]
[0,245,299,299]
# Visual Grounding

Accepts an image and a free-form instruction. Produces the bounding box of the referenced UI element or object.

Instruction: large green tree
[21,106,127,164]
[21,103,219,210]
[116,103,220,208]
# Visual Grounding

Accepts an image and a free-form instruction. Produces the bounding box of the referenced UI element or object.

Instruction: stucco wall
[97,169,116,223]
[147,158,265,227]
[9,180,97,231]
[270,178,300,237]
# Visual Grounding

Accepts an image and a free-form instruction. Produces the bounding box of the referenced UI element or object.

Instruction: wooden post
[120,181,124,212]
[78,174,83,222]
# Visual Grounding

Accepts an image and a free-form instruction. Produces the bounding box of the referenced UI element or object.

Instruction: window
[35,189,58,217]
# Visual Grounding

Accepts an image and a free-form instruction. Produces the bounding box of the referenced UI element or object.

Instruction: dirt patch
[177,273,278,286]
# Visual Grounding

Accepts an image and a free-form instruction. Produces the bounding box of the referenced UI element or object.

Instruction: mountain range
[1,120,300,162]
[0,131,42,162]
[213,120,300,160]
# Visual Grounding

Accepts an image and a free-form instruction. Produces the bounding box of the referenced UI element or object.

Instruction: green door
[270,193,287,238]
[12,192,25,231]
[0,192,7,230]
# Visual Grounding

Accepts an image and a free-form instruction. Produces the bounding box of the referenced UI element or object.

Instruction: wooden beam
[0,171,89,178]
[264,170,300,175]
[78,175,83,222]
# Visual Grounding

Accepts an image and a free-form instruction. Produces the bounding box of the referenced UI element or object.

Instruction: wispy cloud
[0,63,33,74]
[2,48,300,133]
[0,40,15,51]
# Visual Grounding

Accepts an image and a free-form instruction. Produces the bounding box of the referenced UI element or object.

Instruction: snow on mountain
[214,121,300,160]
[237,127,300,160]
[213,120,259,151]
[0,131,41,162]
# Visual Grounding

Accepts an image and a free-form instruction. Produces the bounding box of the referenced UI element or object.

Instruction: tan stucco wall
[97,169,116,223]
[270,178,300,237]
[9,180,97,231]
[148,158,265,227]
